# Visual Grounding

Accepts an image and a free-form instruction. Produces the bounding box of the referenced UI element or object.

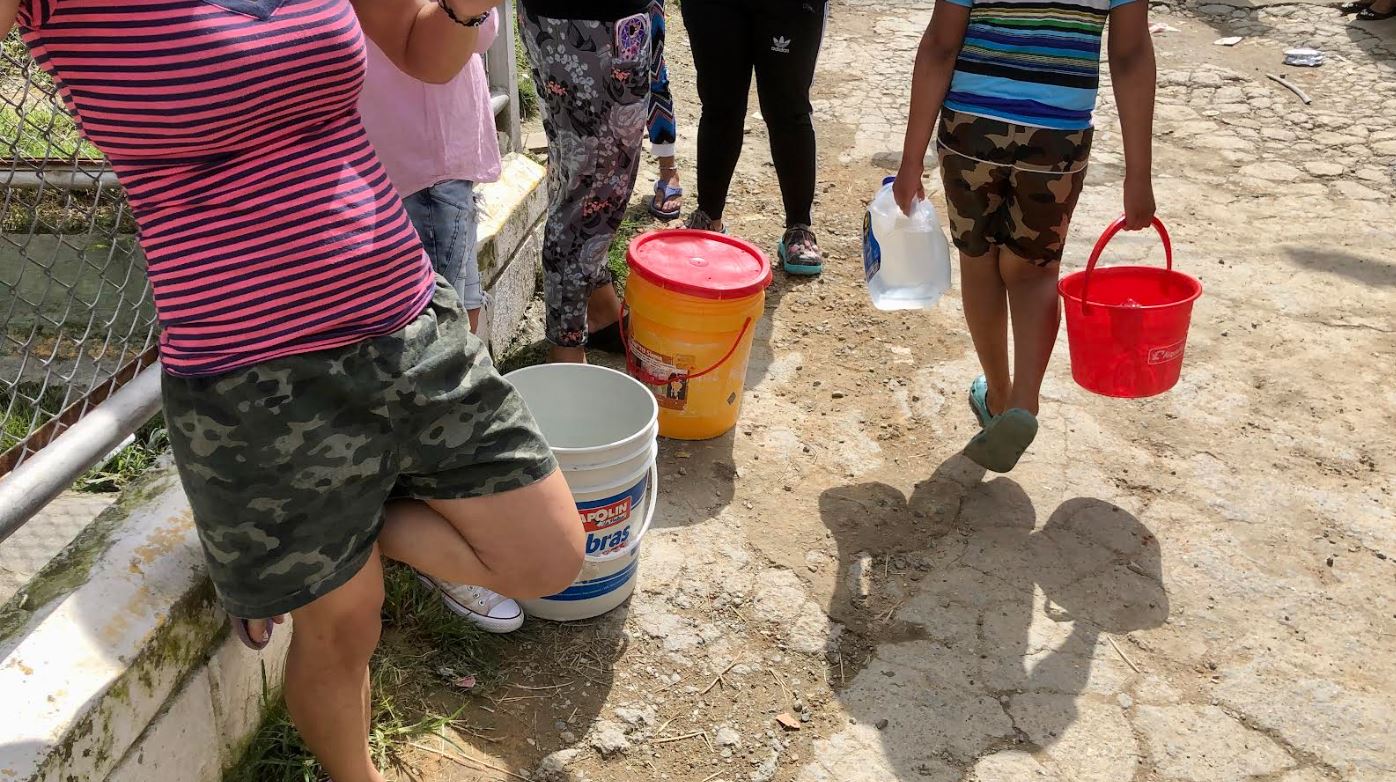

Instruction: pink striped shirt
[19,0,435,376]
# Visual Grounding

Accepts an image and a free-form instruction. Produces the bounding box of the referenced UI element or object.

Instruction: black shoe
[587,321,626,354]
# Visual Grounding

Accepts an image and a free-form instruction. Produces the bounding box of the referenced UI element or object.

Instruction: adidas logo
[772,36,791,54]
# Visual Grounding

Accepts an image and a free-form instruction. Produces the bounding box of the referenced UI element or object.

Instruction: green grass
[513,26,539,121]
[225,565,499,782]
[74,414,168,493]
[0,383,67,456]
[1,184,137,234]
[1,29,99,162]
[0,100,101,161]
[2,381,165,493]
[607,204,650,289]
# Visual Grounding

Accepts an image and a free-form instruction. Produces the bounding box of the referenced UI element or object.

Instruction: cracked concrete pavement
[405,2,1395,780]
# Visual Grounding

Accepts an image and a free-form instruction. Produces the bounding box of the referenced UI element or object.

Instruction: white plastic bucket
[505,364,659,621]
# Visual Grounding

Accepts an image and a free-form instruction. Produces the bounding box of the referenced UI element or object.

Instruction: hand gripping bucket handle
[619,306,753,386]
[586,465,659,565]
[1078,216,1173,312]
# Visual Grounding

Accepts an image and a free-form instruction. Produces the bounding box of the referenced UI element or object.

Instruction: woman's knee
[474,473,585,599]
[699,98,749,130]
[762,108,815,133]
[288,558,385,667]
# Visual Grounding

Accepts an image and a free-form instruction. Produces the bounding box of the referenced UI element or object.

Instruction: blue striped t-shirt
[944,0,1138,130]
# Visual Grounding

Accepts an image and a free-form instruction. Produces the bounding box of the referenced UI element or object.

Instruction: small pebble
[875,719,889,730]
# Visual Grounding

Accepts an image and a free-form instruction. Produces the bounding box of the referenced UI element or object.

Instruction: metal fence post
[487,1,523,154]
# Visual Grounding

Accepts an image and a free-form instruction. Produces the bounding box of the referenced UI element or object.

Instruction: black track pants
[681,0,827,227]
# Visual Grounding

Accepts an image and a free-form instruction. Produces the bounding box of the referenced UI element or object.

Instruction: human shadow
[399,602,631,781]
[815,456,1169,778]
[1345,14,1396,73]
[1285,245,1396,288]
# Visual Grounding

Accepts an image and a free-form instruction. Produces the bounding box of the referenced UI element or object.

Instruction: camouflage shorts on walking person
[937,109,1093,266]
[162,278,558,620]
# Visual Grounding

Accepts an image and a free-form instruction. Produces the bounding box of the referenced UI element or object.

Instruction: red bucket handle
[619,303,753,386]
[1079,216,1173,308]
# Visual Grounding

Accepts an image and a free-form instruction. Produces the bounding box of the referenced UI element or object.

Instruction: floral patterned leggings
[520,8,651,348]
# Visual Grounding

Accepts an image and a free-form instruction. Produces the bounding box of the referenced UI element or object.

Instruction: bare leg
[283,550,387,782]
[466,308,480,334]
[959,247,1012,414]
[656,155,682,214]
[587,283,623,332]
[549,345,587,364]
[549,284,624,364]
[1000,250,1062,416]
[377,470,584,601]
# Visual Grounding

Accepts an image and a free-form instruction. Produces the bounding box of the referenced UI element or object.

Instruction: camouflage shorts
[162,278,558,619]
[937,109,1093,266]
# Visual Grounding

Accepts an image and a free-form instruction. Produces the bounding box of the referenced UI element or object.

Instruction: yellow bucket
[623,230,772,440]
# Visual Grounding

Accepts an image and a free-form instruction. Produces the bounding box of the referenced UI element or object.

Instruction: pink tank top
[19,0,436,376]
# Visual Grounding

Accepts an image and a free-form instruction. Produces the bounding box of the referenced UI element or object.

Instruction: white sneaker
[418,575,525,634]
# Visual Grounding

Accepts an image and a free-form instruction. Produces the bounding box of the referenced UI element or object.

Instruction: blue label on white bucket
[542,558,639,602]
[578,476,647,557]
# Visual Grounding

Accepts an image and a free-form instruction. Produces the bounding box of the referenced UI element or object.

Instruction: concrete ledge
[0,152,547,782]
[474,153,547,356]
[0,462,290,782]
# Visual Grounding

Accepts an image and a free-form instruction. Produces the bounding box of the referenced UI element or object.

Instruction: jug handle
[1080,216,1173,309]
[620,305,753,386]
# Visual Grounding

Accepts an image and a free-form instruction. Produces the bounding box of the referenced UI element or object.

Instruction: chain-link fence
[0,30,158,480]
[0,9,524,537]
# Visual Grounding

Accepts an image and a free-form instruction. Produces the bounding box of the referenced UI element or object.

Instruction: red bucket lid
[626,229,772,300]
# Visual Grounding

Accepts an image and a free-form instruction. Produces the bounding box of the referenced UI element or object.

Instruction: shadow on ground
[1284,245,1396,287]
[811,456,1169,779]
[391,603,630,781]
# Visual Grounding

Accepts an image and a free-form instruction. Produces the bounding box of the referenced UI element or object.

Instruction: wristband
[437,1,490,27]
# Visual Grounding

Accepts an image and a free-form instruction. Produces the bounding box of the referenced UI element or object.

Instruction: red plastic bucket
[1058,217,1202,398]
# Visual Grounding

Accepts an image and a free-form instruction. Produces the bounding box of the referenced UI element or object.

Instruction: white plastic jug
[863,176,952,310]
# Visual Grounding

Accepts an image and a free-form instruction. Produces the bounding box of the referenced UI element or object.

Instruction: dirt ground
[393,2,1396,780]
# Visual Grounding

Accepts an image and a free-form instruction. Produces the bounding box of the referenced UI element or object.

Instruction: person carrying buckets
[892,0,1160,472]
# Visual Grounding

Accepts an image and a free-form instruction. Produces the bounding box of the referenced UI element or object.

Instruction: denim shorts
[402,179,484,310]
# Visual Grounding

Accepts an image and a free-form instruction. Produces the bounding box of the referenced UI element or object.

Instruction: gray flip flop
[232,617,273,651]
[963,408,1039,474]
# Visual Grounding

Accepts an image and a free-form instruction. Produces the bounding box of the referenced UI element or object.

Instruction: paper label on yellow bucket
[631,340,694,411]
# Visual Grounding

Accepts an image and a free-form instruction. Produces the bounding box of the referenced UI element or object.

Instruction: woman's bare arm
[352,0,498,83]
[3,0,21,34]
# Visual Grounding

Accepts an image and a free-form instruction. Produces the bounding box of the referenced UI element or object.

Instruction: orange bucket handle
[619,303,754,386]
[1079,216,1174,311]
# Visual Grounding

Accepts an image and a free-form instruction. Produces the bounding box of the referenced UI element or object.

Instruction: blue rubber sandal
[969,375,998,429]
[963,408,1039,474]
[649,179,684,221]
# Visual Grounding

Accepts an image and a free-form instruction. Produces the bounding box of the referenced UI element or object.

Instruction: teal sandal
[779,225,823,276]
[963,408,1039,474]
[969,376,998,429]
